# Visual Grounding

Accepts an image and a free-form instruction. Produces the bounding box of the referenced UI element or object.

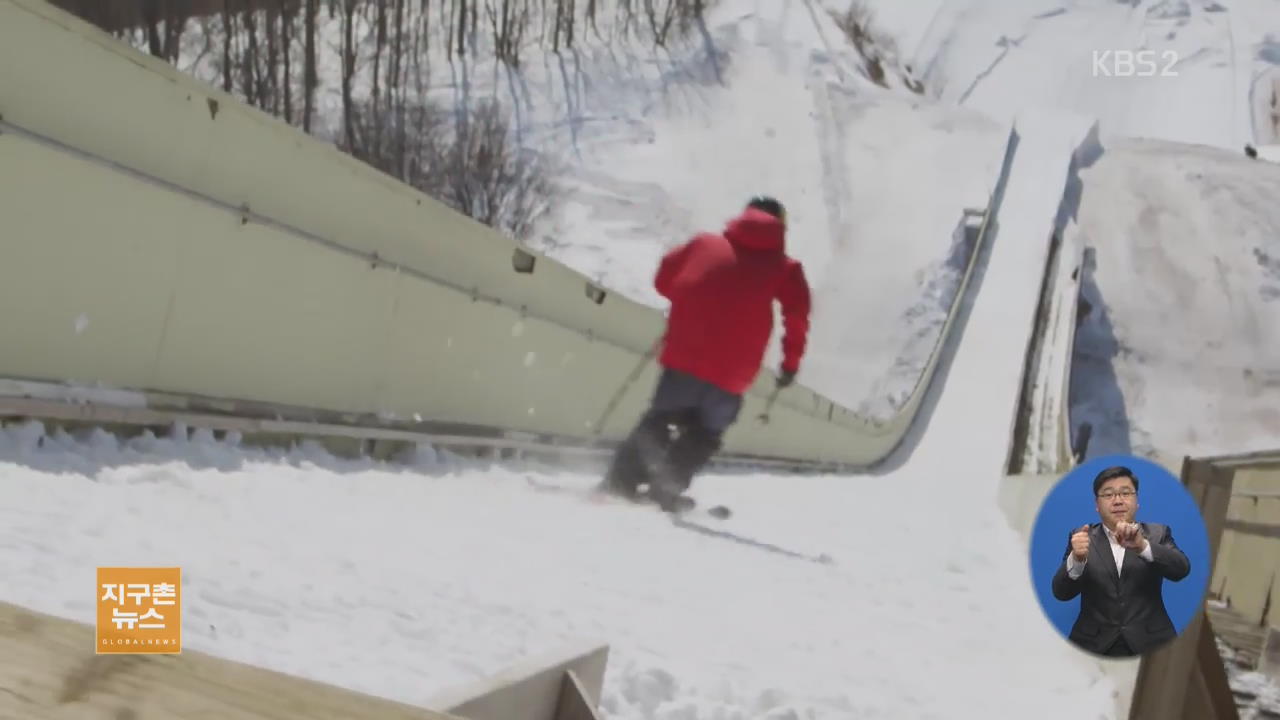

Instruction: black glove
[776,368,797,388]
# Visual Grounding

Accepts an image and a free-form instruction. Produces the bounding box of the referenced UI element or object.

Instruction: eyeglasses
[1097,489,1136,499]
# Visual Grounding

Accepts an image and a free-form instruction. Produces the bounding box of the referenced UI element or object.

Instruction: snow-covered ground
[859,0,1280,152]
[1216,629,1280,720]
[1067,136,1280,461]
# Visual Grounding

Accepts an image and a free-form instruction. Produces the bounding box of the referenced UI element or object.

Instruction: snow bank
[1069,137,1280,461]
[1257,144,1280,163]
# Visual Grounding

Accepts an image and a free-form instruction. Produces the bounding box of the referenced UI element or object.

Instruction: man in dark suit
[1051,465,1192,657]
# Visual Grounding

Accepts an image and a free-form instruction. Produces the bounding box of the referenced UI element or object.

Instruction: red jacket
[654,208,812,395]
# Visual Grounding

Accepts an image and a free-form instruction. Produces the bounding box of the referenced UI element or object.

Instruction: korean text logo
[96,567,182,654]
[1092,50,1180,77]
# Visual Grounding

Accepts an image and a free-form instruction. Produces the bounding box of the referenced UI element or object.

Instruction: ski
[523,476,831,565]
[669,516,836,566]
[524,475,731,520]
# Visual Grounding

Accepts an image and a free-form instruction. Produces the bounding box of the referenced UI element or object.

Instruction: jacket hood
[724,207,785,252]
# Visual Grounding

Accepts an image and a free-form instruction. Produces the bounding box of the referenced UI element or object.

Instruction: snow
[1067,136,1280,461]
[1218,636,1280,720]
[1257,143,1280,162]
[0,403,1119,719]
[864,0,1280,151]
[0,378,148,408]
[772,97,1007,417]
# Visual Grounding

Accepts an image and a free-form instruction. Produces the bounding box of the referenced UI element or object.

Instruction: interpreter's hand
[777,368,797,388]
[1070,525,1091,561]
[1116,522,1148,551]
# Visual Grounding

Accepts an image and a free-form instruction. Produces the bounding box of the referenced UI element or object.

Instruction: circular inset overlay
[1028,454,1212,658]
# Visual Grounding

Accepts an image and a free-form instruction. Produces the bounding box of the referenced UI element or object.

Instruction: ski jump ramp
[0,0,1001,471]
[892,111,1098,477]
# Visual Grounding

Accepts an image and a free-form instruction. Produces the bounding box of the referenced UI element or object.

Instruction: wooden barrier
[1124,452,1280,720]
[427,642,609,720]
[1,601,611,720]
[0,601,463,719]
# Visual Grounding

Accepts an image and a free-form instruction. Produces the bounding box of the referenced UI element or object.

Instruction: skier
[600,196,812,510]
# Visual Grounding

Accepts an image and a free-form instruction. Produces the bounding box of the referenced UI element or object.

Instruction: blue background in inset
[1029,454,1212,641]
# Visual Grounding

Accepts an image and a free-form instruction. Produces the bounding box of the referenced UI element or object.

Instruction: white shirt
[1065,524,1153,579]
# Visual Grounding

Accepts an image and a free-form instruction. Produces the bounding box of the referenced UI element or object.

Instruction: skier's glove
[777,368,797,388]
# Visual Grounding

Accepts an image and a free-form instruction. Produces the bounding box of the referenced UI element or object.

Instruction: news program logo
[96,566,182,654]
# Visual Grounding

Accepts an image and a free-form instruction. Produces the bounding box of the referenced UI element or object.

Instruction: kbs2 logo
[1092,50,1180,77]
[96,566,182,654]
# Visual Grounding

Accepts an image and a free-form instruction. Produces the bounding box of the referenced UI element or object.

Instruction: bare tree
[303,0,317,131]
[551,0,563,50]
[281,0,294,123]
[830,1,921,92]
[242,5,264,109]
[585,0,605,42]
[221,0,234,92]
[563,0,576,49]
[456,0,468,58]
[370,0,388,152]
[616,0,637,40]
[340,0,357,149]
[139,0,165,58]
[433,98,551,241]
[265,1,280,115]
[164,1,190,61]
[488,0,529,67]
[644,0,686,47]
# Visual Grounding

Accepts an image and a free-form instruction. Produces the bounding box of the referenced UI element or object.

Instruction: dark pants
[603,368,743,498]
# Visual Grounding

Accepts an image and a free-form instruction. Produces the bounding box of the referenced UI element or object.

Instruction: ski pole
[756,384,783,424]
[592,336,661,437]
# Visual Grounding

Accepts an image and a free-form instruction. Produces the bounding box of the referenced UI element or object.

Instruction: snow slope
[1068,136,1280,461]
[861,0,1280,151]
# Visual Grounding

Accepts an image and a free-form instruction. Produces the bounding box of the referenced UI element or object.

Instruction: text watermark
[1092,50,1180,77]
